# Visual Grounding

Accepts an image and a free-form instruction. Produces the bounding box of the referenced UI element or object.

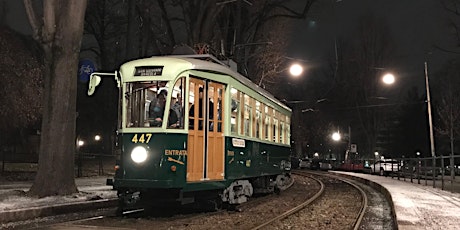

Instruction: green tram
[88,55,292,211]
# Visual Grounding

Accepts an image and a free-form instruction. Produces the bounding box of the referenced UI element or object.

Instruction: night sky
[288,0,458,88]
[5,0,458,76]
[3,0,459,158]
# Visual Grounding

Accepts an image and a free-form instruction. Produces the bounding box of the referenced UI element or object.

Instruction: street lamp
[382,73,395,85]
[332,131,341,141]
[258,62,305,86]
[76,139,84,177]
[289,63,303,77]
[331,127,352,162]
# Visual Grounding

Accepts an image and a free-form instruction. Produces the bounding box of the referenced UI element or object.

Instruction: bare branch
[42,0,57,44]
[23,0,41,40]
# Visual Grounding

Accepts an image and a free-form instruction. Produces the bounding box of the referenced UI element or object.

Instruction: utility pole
[425,61,436,188]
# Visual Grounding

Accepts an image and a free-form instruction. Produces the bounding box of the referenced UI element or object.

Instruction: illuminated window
[255,101,261,139]
[273,108,278,143]
[244,94,251,137]
[265,106,271,141]
[230,88,239,135]
[125,81,169,128]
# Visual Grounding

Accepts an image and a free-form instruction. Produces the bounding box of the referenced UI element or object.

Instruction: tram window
[280,121,284,144]
[230,88,239,135]
[125,81,170,128]
[264,105,270,141]
[273,118,279,143]
[244,94,251,137]
[189,82,216,130]
[189,82,197,129]
[217,87,223,132]
[256,101,261,139]
[208,86,215,131]
[168,77,186,129]
[286,116,291,144]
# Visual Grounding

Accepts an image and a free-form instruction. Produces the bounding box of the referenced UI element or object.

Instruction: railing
[363,155,460,193]
[1,151,116,178]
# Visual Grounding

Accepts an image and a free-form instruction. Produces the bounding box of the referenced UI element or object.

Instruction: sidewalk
[332,171,460,230]
[0,176,117,224]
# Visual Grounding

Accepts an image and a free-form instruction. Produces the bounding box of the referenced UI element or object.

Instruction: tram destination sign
[134,66,164,76]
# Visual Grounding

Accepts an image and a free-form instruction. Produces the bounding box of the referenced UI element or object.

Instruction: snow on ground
[0,177,116,212]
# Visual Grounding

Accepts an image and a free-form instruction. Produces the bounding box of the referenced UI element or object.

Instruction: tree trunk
[25,0,88,197]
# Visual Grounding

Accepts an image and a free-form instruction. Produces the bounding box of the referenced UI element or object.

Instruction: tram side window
[278,112,284,144]
[280,121,285,144]
[230,88,240,135]
[208,85,215,131]
[243,94,251,137]
[217,87,223,132]
[273,108,279,143]
[286,116,291,144]
[168,77,186,129]
[255,101,261,139]
[264,105,271,141]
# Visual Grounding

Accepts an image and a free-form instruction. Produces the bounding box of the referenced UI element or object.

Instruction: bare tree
[24,0,88,197]
[333,13,396,157]
[0,1,6,25]
[0,27,43,147]
[439,0,460,53]
[434,59,460,177]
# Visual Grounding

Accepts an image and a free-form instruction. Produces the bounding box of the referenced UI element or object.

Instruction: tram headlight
[131,146,148,163]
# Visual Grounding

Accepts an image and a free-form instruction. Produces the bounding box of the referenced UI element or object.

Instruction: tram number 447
[131,134,152,143]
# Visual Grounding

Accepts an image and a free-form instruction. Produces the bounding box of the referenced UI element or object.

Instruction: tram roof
[120,55,291,112]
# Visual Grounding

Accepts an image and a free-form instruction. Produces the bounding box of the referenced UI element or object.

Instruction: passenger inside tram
[149,90,178,127]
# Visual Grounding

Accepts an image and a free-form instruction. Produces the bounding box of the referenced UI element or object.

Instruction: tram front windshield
[125,80,184,129]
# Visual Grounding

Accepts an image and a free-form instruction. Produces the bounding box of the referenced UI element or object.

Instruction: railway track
[19,171,383,229]
[251,170,368,230]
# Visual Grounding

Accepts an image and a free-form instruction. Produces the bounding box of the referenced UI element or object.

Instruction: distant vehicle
[370,159,400,176]
[339,160,365,172]
[319,160,333,171]
[299,158,311,169]
[444,165,460,176]
[311,159,321,170]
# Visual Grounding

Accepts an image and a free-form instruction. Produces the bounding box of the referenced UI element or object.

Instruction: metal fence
[363,154,460,193]
[1,151,116,178]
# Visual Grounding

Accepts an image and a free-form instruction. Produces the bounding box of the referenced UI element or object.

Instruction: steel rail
[250,172,325,230]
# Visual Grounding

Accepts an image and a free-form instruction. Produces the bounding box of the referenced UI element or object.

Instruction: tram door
[187,77,225,182]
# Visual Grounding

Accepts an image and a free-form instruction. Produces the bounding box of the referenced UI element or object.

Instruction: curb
[328,172,399,230]
[0,198,118,224]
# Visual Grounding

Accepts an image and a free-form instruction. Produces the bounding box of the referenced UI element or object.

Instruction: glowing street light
[94,135,101,141]
[382,73,395,85]
[258,62,305,86]
[289,63,303,77]
[332,132,341,141]
[78,140,84,147]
